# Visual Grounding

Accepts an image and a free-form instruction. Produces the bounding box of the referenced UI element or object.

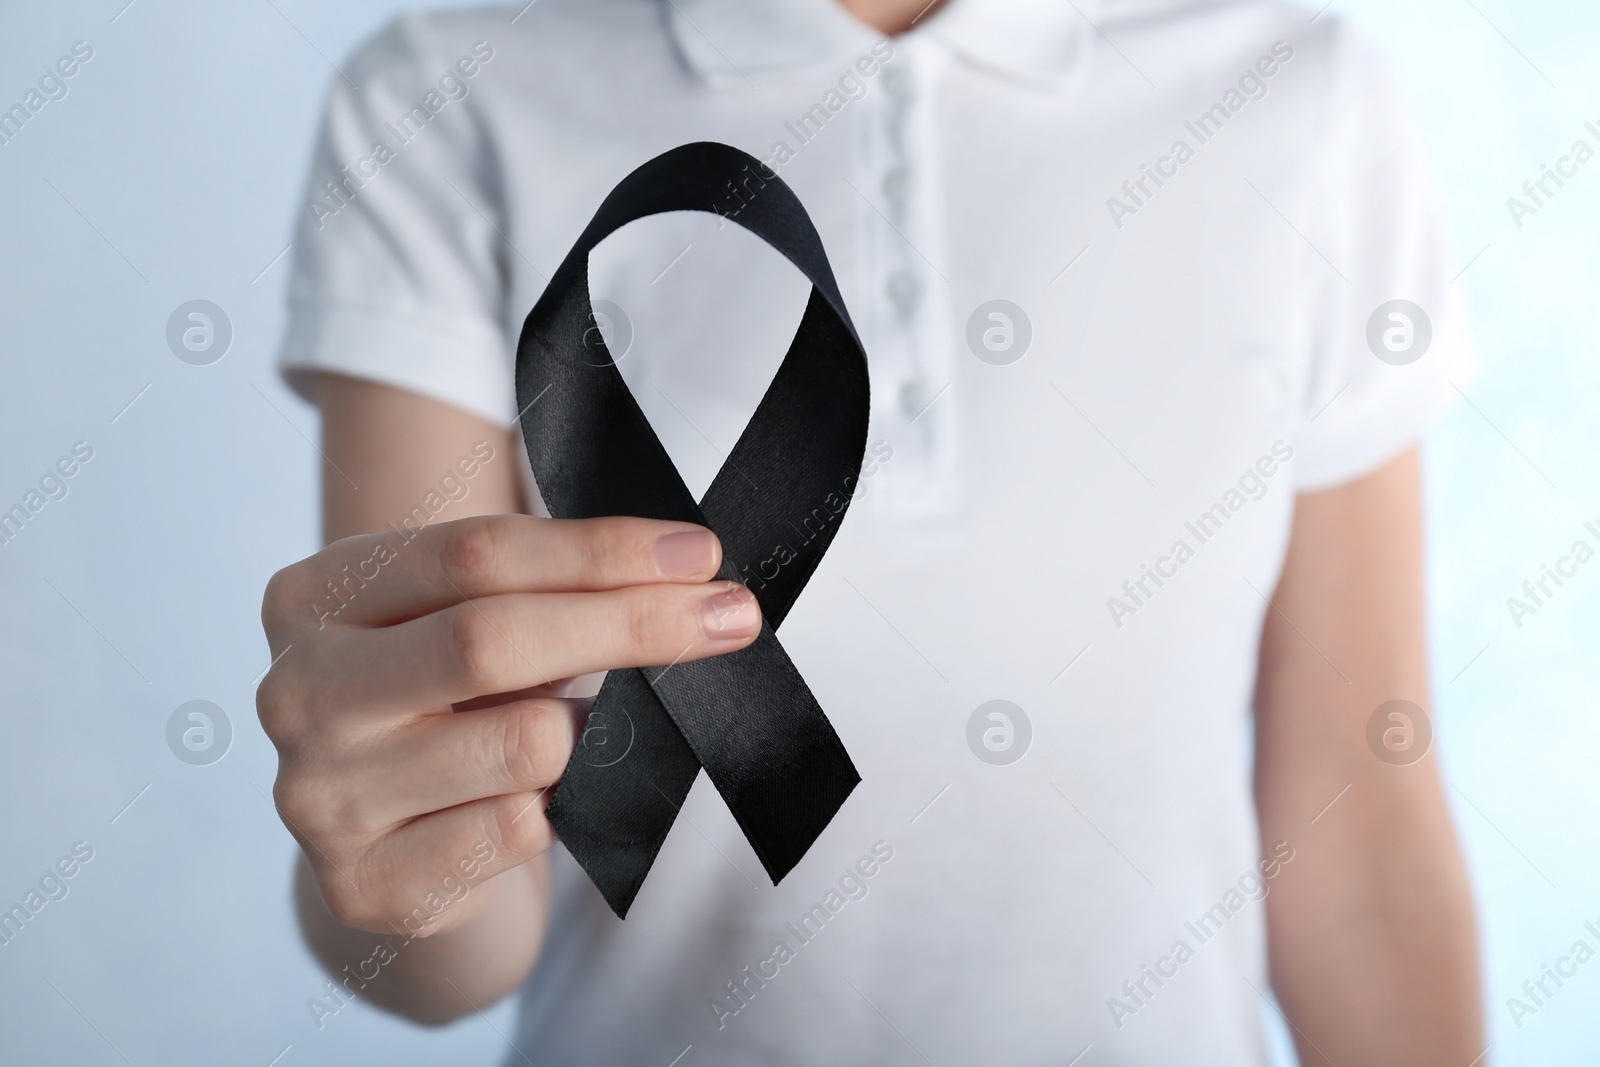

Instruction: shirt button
[899,378,933,420]
[886,269,920,311]
[882,166,911,202]
[881,66,912,102]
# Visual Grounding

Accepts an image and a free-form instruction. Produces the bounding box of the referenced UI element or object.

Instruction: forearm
[1254,448,1482,1064]
[295,372,551,1023]
[295,853,549,1025]
[1259,762,1480,1064]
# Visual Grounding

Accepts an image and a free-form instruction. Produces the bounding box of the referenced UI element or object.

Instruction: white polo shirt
[278,0,1471,1063]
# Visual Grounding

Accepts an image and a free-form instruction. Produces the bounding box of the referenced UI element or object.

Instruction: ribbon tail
[646,626,860,884]
[546,667,700,918]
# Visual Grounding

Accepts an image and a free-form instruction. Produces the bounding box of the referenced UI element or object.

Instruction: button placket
[863,45,955,517]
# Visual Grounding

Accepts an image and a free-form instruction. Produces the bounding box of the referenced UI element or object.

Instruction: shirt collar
[663,0,1099,88]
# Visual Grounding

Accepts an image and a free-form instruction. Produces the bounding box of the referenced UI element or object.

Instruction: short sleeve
[1288,27,1475,492]
[276,19,515,426]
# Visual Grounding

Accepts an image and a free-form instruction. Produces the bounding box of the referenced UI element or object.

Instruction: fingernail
[699,584,760,641]
[654,529,717,579]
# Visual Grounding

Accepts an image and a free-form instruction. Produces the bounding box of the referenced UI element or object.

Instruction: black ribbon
[514,142,868,918]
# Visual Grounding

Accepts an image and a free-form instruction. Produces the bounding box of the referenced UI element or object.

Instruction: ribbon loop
[515,142,868,917]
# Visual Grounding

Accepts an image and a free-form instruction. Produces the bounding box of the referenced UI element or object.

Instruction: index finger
[279,514,723,630]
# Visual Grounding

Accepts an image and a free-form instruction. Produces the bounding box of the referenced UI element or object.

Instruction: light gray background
[1,1,1595,1064]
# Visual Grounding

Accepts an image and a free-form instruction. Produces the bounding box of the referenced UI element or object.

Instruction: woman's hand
[256,514,760,940]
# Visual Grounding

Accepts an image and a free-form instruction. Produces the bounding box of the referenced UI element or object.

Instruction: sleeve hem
[276,300,515,427]
[1290,343,1475,493]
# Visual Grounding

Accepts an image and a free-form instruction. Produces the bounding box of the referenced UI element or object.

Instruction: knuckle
[275,766,351,837]
[318,782,387,839]
[277,765,386,849]
[571,521,606,584]
[271,771,322,837]
[488,792,551,861]
[261,562,308,632]
[619,589,678,661]
[580,518,643,583]
[255,669,302,743]
[335,807,385,840]
[498,702,571,787]
[449,604,512,688]
[318,874,379,931]
[440,517,505,594]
